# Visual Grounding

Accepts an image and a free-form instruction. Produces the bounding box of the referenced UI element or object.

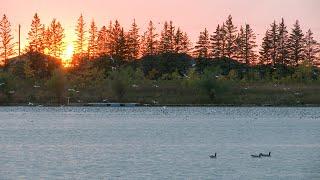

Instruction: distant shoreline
[1,103,320,107]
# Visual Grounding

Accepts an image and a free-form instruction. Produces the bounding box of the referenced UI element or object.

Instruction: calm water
[0,107,319,179]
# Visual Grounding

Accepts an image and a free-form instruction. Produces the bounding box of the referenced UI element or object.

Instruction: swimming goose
[251,153,262,158]
[261,152,271,157]
[209,153,217,159]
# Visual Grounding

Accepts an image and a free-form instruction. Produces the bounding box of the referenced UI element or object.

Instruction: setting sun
[61,43,74,65]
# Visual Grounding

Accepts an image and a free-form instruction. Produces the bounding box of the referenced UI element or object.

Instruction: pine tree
[288,20,305,66]
[27,13,45,53]
[259,30,272,65]
[269,21,278,65]
[88,19,98,59]
[277,18,289,65]
[173,27,183,53]
[235,26,245,62]
[224,15,238,58]
[47,19,65,58]
[211,24,226,58]
[159,21,170,53]
[141,21,158,56]
[167,21,175,52]
[109,20,122,57]
[75,14,86,56]
[114,28,127,61]
[0,14,15,66]
[243,24,257,64]
[304,29,320,65]
[180,32,192,54]
[173,28,191,54]
[259,21,278,66]
[106,21,113,56]
[97,25,108,56]
[126,19,140,60]
[194,28,210,58]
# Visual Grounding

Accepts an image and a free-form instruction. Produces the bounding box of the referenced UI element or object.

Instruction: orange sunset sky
[0,0,319,61]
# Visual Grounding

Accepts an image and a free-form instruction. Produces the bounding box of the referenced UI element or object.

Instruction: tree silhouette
[304,29,320,65]
[194,28,210,58]
[46,19,65,58]
[141,21,158,56]
[224,15,237,58]
[236,24,257,64]
[288,20,305,66]
[27,13,45,53]
[211,24,226,58]
[259,21,278,65]
[159,21,175,53]
[75,14,87,57]
[88,19,98,59]
[97,25,108,56]
[277,18,289,65]
[126,19,140,60]
[0,14,15,66]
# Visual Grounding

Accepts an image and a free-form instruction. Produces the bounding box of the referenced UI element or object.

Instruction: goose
[209,153,217,159]
[251,153,262,158]
[261,152,271,157]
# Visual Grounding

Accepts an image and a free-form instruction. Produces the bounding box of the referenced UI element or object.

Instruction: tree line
[0,13,319,68]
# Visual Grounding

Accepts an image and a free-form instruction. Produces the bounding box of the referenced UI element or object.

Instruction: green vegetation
[1,52,320,106]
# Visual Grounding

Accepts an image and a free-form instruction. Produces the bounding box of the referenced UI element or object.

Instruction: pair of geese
[209,152,271,159]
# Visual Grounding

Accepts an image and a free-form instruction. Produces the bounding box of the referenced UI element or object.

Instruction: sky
[0,0,319,60]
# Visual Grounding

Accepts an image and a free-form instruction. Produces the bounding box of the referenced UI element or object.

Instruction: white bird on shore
[0,82,5,86]
[153,84,159,88]
[132,84,139,88]
[33,85,40,88]
[28,102,34,106]
[110,56,115,63]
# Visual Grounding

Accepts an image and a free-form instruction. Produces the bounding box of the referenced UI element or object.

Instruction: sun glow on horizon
[61,43,74,66]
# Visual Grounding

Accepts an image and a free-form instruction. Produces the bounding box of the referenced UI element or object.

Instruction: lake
[0,107,319,179]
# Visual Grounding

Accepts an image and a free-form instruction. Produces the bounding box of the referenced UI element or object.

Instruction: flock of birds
[209,152,271,159]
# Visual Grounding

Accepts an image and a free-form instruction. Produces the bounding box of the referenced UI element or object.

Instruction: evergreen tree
[277,18,289,65]
[106,21,113,56]
[259,21,278,65]
[173,28,191,54]
[242,24,257,64]
[159,21,175,53]
[75,14,86,56]
[47,19,65,58]
[167,21,175,52]
[304,29,320,65]
[194,28,210,58]
[0,14,15,66]
[97,25,108,56]
[288,20,305,66]
[173,27,183,53]
[224,15,237,58]
[211,24,227,58]
[141,21,158,56]
[269,21,278,65]
[109,20,122,57]
[88,19,98,59]
[180,32,192,54]
[127,19,140,60]
[235,26,245,62]
[259,30,272,65]
[114,28,128,61]
[27,13,45,53]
